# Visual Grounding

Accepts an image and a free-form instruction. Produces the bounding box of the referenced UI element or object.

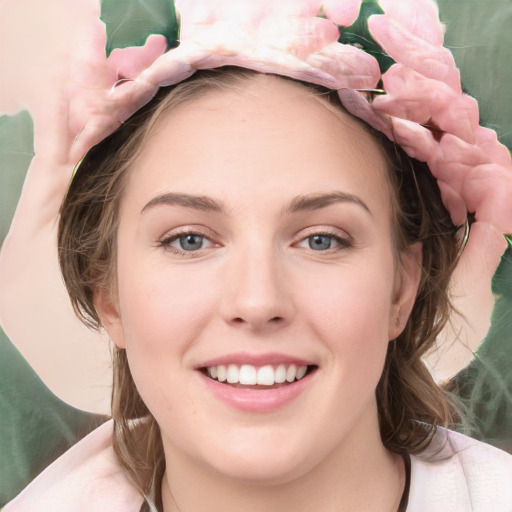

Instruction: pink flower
[179,0,339,57]
[68,34,167,161]
[474,126,512,168]
[389,118,436,162]
[323,0,362,27]
[108,35,168,82]
[369,14,461,92]
[373,64,479,144]
[338,89,393,138]
[378,0,444,46]
[141,0,381,91]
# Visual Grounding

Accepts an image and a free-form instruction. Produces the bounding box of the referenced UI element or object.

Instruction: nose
[220,243,294,332]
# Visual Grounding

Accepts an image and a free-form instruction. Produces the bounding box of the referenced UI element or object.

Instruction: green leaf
[337,0,394,74]
[492,246,512,298]
[101,0,179,55]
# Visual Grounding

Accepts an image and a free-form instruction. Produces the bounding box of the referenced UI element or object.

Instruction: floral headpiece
[0,0,511,386]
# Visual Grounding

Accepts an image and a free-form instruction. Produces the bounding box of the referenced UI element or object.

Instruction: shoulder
[3,420,143,512]
[407,428,512,512]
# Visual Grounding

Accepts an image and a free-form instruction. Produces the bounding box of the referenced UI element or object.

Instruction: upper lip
[195,352,316,369]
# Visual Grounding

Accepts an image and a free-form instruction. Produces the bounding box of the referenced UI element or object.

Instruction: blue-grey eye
[178,234,205,251]
[308,235,333,250]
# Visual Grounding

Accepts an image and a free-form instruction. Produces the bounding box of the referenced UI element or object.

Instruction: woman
[2,0,512,510]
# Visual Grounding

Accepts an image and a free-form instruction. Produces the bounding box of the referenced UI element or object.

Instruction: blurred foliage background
[1,0,511,504]
[436,0,512,454]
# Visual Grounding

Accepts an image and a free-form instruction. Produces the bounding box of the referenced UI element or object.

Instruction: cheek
[113,252,219,397]
[114,267,214,428]
[117,244,217,338]
[296,254,395,382]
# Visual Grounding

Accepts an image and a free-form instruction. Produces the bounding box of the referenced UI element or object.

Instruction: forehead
[123,74,392,218]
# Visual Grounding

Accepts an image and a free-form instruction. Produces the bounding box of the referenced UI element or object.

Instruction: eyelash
[295,230,353,252]
[159,229,217,257]
[158,229,353,257]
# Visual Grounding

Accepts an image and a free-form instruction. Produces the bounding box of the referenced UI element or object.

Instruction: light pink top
[5,420,512,511]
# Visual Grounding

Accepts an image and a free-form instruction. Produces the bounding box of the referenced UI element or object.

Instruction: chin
[199,428,325,486]
[210,452,312,486]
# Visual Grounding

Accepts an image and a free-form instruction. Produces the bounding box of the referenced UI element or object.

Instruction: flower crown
[93,0,512,238]
[4,0,510,236]
[1,0,511,380]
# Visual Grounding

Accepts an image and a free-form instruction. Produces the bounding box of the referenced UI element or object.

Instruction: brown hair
[58,67,460,502]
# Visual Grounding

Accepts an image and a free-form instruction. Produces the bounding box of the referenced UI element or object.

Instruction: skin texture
[95,75,421,512]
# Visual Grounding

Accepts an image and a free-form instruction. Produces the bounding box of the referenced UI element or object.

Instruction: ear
[388,242,422,340]
[93,287,126,349]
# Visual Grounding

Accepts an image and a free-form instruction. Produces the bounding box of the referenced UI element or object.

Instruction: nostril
[231,316,284,325]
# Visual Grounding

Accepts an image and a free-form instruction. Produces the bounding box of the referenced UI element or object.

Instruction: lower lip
[198,371,314,413]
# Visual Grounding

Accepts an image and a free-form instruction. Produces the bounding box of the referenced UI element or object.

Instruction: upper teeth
[207,364,308,386]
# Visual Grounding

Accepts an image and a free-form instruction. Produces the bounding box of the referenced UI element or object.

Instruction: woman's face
[98,75,420,484]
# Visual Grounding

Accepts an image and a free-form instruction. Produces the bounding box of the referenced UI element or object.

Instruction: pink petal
[141,11,373,91]
[437,181,467,226]
[368,15,461,93]
[389,117,436,162]
[323,0,363,27]
[474,127,512,168]
[428,134,489,191]
[435,94,479,145]
[423,134,512,228]
[374,65,479,144]
[338,89,392,138]
[424,136,482,222]
[175,0,217,35]
[376,65,451,122]
[437,134,490,171]
[137,46,202,86]
[271,0,325,16]
[462,164,512,232]
[378,0,444,46]
[307,43,381,89]
[71,79,160,162]
[107,35,167,80]
[177,0,326,41]
[275,16,340,58]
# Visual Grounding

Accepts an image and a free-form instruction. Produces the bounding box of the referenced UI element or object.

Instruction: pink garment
[5,420,512,511]
[407,429,512,511]
[3,421,143,512]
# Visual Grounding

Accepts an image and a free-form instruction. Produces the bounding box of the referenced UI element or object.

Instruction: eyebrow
[284,192,372,216]
[141,191,371,216]
[141,193,226,214]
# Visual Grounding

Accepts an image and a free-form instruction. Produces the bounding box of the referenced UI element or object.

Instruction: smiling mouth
[200,364,318,389]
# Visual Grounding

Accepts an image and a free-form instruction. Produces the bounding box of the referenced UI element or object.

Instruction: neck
[161,402,405,512]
